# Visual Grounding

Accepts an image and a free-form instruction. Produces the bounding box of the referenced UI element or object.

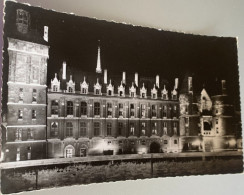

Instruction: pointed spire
[96,40,102,73]
[55,73,57,78]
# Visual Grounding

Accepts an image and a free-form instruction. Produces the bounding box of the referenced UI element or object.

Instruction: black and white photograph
[0,0,243,194]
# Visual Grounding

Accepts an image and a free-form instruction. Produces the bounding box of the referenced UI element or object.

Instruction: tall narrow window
[27,146,31,160]
[66,122,73,137]
[16,9,30,34]
[94,102,100,116]
[152,105,157,117]
[152,122,157,135]
[80,122,87,137]
[51,122,58,138]
[32,110,36,119]
[130,104,135,117]
[163,106,167,118]
[68,87,73,93]
[16,148,20,161]
[141,122,146,136]
[173,122,177,135]
[27,128,33,139]
[94,122,100,136]
[19,88,24,102]
[107,123,112,136]
[15,129,22,140]
[80,102,87,116]
[173,105,177,118]
[119,103,123,117]
[107,103,112,117]
[118,122,123,136]
[141,104,146,117]
[163,122,167,135]
[130,123,135,136]
[18,110,23,119]
[51,100,59,115]
[67,101,73,116]
[32,89,37,102]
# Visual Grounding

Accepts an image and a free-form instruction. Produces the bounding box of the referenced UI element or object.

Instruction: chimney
[221,80,227,95]
[135,72,138,87]
[188,77,193,92]
[43,26,48,42]
[104,69,108,84]
[62,61,66,80]
[156,75,160,88]
[175,78,179,89]
[122,72,126,84]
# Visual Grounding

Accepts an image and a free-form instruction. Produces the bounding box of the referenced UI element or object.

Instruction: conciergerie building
[1,4,241,162]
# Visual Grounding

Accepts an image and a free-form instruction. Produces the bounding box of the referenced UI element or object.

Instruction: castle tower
[2,9,49,162]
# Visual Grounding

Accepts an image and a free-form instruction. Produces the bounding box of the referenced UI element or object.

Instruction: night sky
[3,1,241,110]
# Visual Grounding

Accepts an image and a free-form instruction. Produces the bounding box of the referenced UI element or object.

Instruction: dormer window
[129,82,136,98]
[51,73,60,92]
[161,85,168,100]
[107,80,114,96]
[94,78,102,95]
[171,88,177,100]
[16,9,30,34]
[80,76,89,94]
[151,84,157,99]
[140,83,147,98]
[118,81,125,97]
[66,75,75,93]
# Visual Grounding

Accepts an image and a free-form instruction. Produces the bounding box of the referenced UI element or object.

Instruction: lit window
[141,122,146,136]
[80,122,87,137]
[51,122,58,138]
[27,146,31,160]
[15,129,22,140]
[107,103,112,117]
[66,122,73,137]
[32,110,36,119]
[18,110,23,119]
[141,104,146,117]
[32,89,37,102]
[107,123,112,136]
[94,122,100,136]
[152,122,157,135]
[94,102,100,116]
[130,123,135,135]
[67,101,73,115]
[80,102,87,115]
[163,122,167,135]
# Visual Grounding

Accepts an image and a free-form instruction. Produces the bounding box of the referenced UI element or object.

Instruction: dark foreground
[1,153,243,194]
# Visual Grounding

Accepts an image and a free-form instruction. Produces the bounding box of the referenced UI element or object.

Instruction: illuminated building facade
[1,5,239,162]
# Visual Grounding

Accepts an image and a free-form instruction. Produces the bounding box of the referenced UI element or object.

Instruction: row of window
[51,100,178,118]
[18,110,36,119]
[18,88,37,103]
[15,128,34,140]
[50,121,178,138]
[52,83,177,100]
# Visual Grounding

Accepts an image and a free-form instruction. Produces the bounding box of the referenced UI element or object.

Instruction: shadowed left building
[1,8,49,161]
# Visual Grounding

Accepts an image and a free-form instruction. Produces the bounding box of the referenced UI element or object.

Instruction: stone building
[1,5,240,162]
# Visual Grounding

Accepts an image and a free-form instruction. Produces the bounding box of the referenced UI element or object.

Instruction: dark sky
[3,1,240,110]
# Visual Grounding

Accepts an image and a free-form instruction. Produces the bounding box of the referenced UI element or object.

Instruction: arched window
[94,102,100,116]
[66,122,73,137]
[80,102,87,115]
[67,101,73,115]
